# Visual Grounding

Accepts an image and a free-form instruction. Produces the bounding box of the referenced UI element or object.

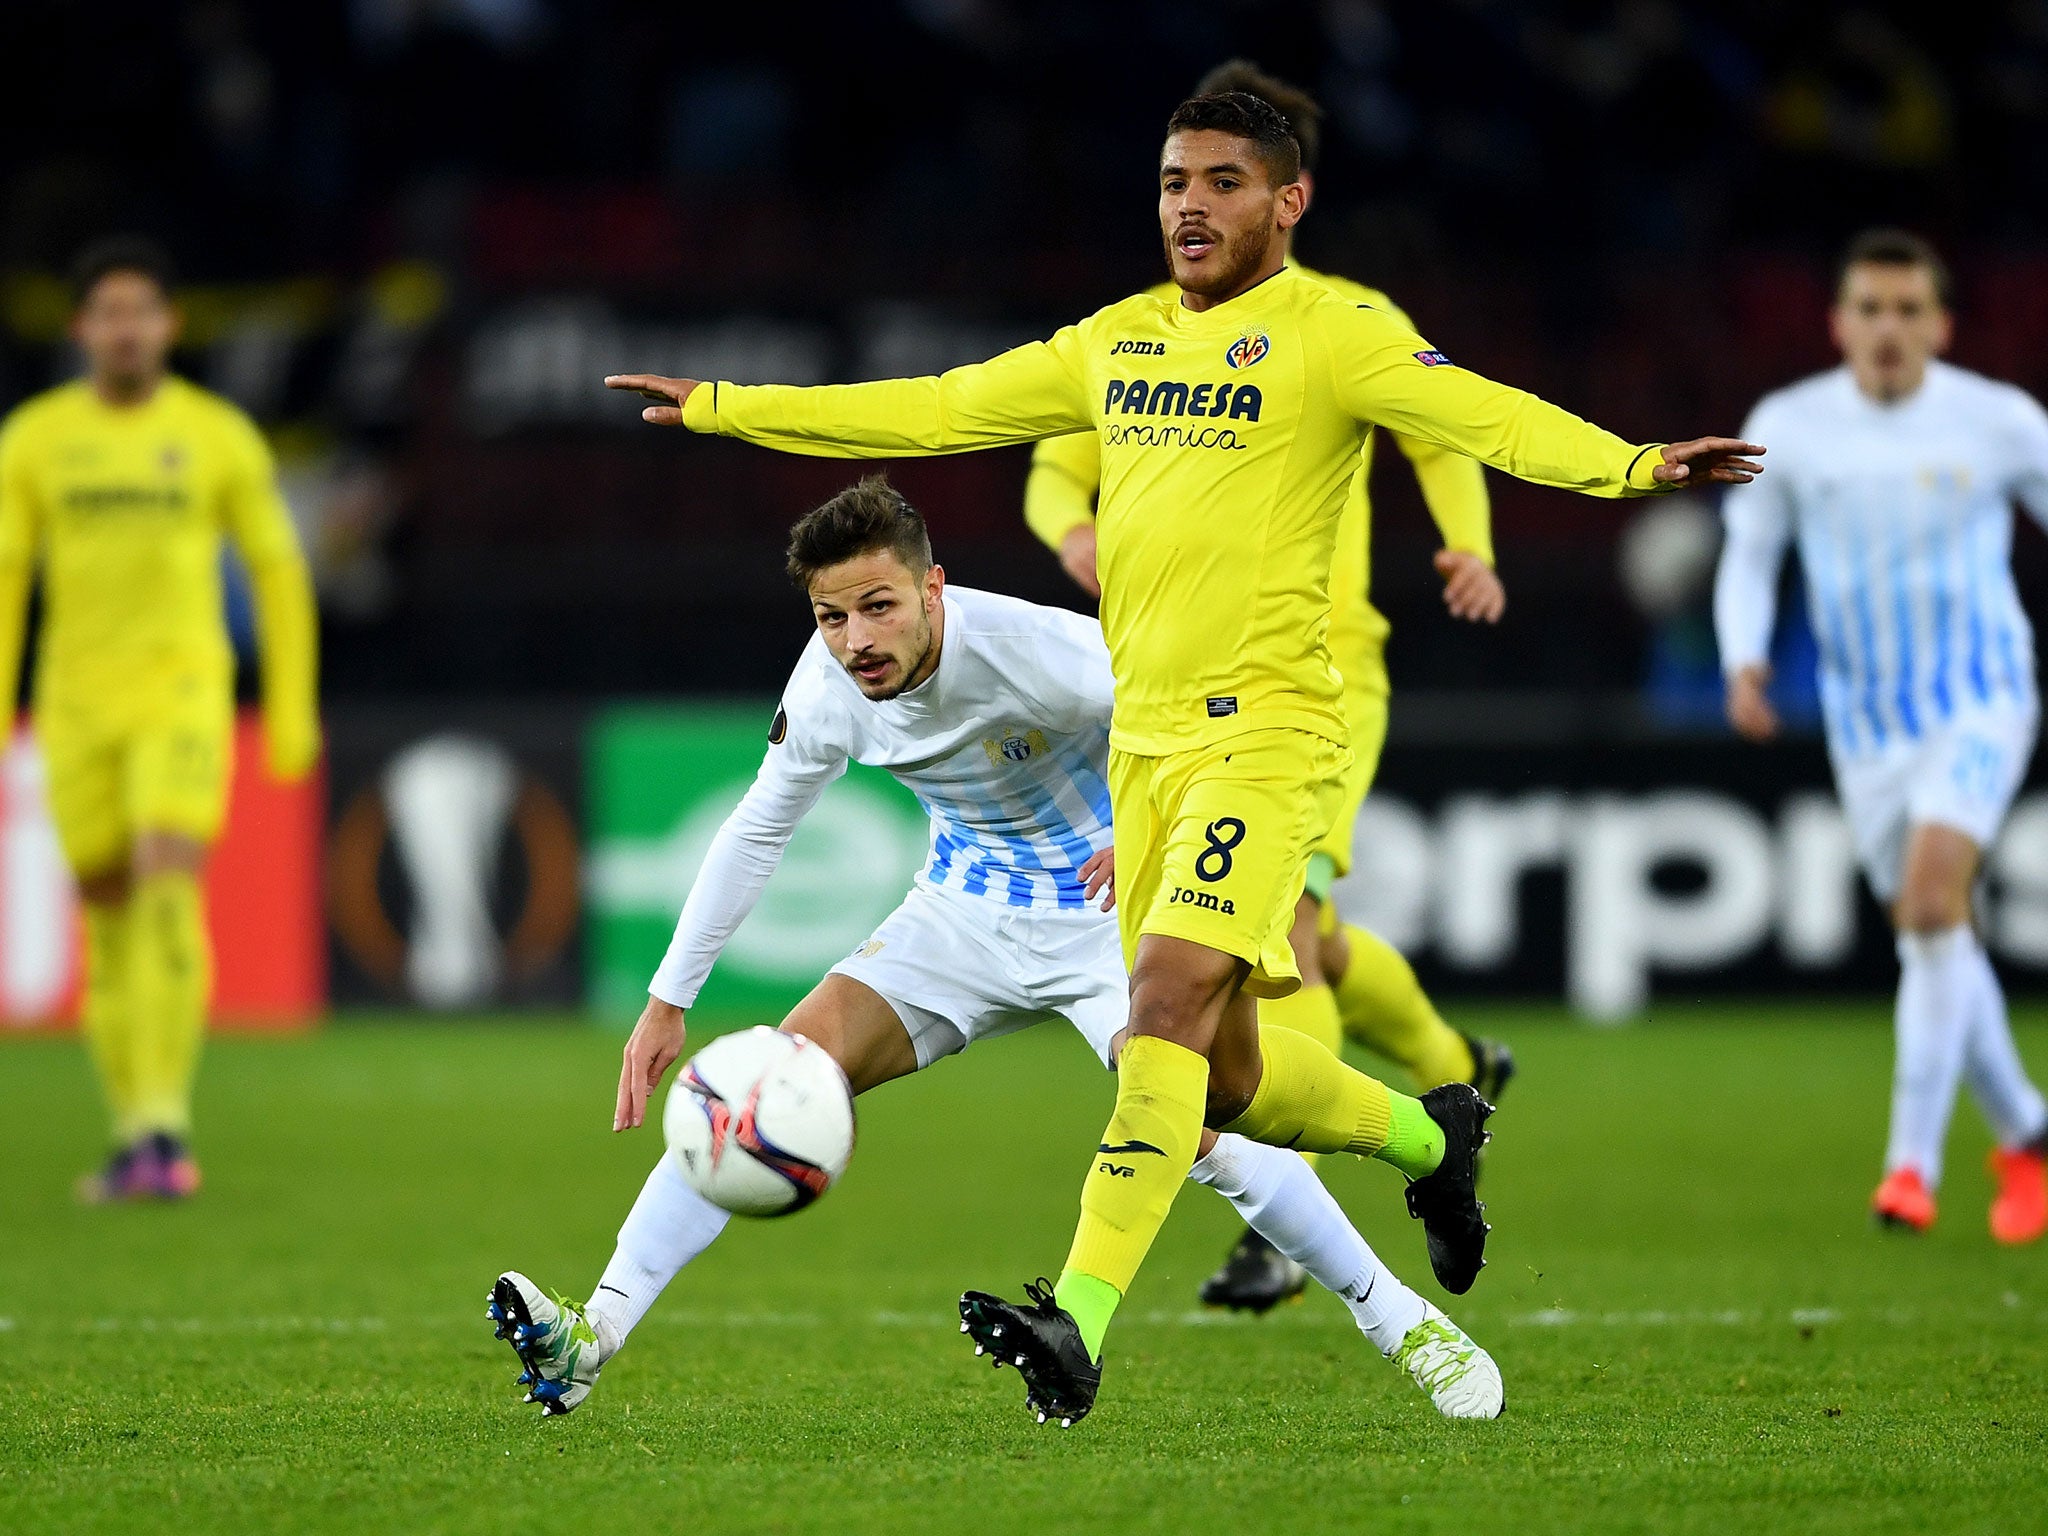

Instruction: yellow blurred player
[0,239,320,1201]
[606,91,1762,1425]
[1024,62,1514,1310]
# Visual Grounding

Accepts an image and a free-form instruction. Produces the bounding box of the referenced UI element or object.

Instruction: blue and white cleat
[488,1271,613,1417]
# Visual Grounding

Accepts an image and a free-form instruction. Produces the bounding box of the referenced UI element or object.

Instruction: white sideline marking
[27,1302,2031,1336]
[38,1317,390,1335]
[1513,1307,1843,1329]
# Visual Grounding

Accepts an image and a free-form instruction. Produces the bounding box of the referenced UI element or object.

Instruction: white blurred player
[487,475,1502,1419]
[1715,229,2048,1243]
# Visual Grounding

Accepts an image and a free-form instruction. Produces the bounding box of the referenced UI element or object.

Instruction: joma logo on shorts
[1169,886,1235,914]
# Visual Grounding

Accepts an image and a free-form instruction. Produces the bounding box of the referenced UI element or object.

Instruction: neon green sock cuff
[1054,1269,1122,1362]
[1303,851,1338,905]
[1379,1093,1446,1180]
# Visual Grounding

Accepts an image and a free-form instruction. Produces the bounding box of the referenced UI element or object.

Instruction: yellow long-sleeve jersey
[0,377,320,776]
[1023,265,1491,701]
[684,265,1668,755]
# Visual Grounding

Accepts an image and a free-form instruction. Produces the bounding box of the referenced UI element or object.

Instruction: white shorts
[828,881,1127,1070]
[1831,703,2039,900]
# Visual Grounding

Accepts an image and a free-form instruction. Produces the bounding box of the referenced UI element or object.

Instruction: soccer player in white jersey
[1715,229,2048,1244]
[488,476,1503,1420]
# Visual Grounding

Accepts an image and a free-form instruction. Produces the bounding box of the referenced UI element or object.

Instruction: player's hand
[615,996,688,1131]
[1433,550,1505,624]
[1059,522,1101,599]
[1726,663,1780,742]
[604,374,701,426]
[1654,438,1767,486]
[1080,847,1116,911]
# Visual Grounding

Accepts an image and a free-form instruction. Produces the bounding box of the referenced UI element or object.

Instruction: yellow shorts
[1311,683,1390,877]
[1110,729,1350,999]
[36,675,235,876]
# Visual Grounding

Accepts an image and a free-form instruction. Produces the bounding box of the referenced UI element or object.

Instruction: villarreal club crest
[1225,332,1270,370]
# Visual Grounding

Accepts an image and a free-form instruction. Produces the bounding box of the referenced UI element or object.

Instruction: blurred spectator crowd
[3,0,2047,705]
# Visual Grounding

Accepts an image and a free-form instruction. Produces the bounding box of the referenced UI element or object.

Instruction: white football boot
[1388,1304,1505,1419]
[488,1271,615,1416]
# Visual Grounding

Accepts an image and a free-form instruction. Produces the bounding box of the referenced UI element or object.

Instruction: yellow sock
[1333,924,1475,1089]
[1255,981,1342,1170]
[1058,1035,1209,1357]
[129,869,212,1137]
[1223,1022,1444,1178]
[81,900,142,1144]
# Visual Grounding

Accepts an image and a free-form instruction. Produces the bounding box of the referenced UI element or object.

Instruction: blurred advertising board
[323,703,585,1010]
[0,715,323,1029]
[583,704,926,1027]
[1338,722,2048,1021]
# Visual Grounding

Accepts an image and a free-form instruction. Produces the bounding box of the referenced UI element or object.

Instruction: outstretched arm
[1329,306,1763,499]
[606,328,1093,459]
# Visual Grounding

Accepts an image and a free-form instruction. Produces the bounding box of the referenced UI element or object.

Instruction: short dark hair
[1836,227,1952,309]
[1193,60,1323,174]
[785,474,933,590]
[1165,90,1301,188]
[70,236,176,309]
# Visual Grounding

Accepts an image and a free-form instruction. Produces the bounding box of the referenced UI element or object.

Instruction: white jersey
[649,585,1116,1008]
[1715,361,2048,758]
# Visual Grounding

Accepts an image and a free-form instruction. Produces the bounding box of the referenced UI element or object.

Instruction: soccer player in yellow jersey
[607,91,1762,1424]
[0,239,320,1201]
[1025,62,1516,1313]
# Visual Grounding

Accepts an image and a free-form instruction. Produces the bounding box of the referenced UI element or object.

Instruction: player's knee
[782,977,917,1093]
[1893,884,1969,935]
[1203,1072,1257,1128]
[1317,924,1349,985]
[1127,968,1233,1049]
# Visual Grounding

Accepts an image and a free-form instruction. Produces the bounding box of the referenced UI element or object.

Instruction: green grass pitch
[3,1002,2044,1534]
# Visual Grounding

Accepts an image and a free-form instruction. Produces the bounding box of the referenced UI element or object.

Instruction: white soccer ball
[663,1026,856,1217]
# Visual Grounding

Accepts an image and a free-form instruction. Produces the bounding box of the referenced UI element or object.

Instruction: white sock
[583,1153,732,1354]
[1888,925,1976,1187]
[1188,1133,1426,1353]
[1961,937,2048,1149]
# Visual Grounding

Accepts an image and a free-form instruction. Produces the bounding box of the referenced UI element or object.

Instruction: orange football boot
[1872,1167,1937,1231]
[1988,1147,2048,1245]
